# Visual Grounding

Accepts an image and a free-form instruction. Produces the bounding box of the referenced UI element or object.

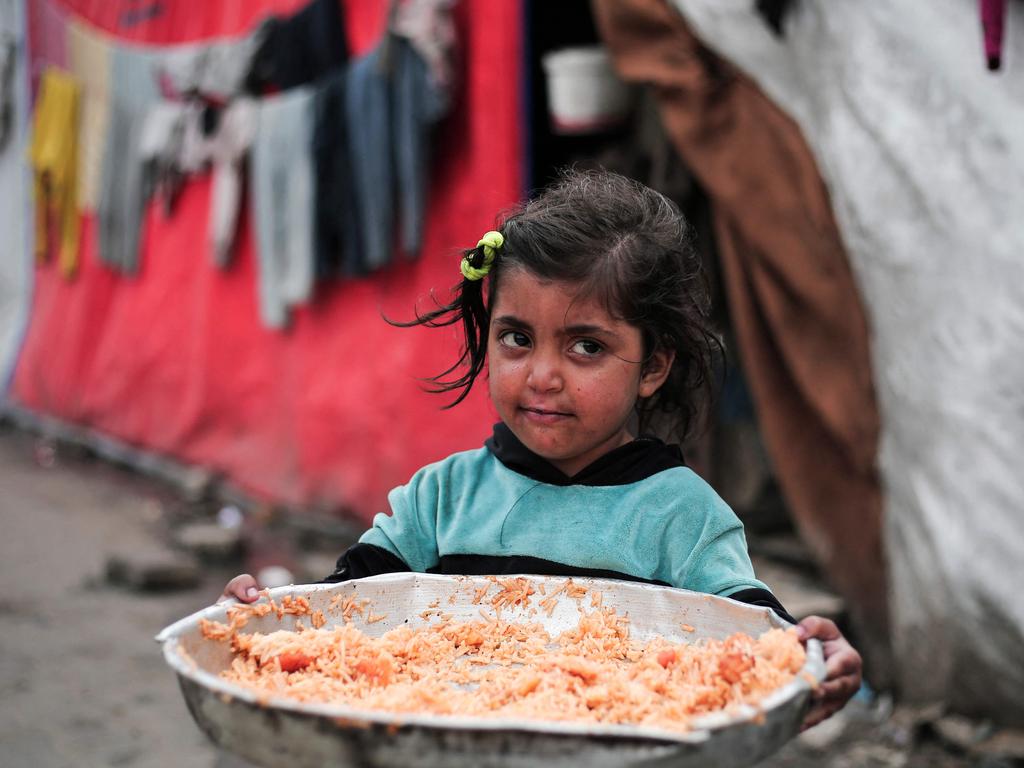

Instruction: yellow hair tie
[461,230,504,281]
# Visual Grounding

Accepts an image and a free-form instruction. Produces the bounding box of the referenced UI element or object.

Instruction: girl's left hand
[796,615,863,730]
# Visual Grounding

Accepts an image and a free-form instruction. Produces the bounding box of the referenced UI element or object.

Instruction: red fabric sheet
[14,0,522,521]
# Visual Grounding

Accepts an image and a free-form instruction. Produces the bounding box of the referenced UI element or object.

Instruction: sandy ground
[0,423,1005,768]
[0,426,242,768]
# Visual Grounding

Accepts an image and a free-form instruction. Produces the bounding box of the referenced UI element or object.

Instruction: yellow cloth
[67,19,111,211]
[28,68,81,279]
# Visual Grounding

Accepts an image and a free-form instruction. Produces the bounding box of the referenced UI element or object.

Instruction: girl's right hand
[219,573,261,604]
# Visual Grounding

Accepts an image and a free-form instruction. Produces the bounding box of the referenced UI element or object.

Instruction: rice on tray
[199,577,807,734]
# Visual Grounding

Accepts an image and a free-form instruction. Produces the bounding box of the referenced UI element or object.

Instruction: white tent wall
[668,0,1024,720]
[0,0,30,390]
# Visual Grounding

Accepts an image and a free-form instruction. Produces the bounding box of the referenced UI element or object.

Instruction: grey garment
[98,46,163,274]
[0,34,14,152]
[98,37,256,274]
[0,0,14,151]
[250,87,315,330]
[392,37,448,256]
[345,45,392,273]
[345,36,448,273]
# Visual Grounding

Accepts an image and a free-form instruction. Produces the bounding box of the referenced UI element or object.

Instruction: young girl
[222,169,861,728]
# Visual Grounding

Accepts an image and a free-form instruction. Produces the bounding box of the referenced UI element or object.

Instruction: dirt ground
[0,423,1016,768]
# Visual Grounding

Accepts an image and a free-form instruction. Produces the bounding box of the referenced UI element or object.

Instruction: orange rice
[200,581,806,734]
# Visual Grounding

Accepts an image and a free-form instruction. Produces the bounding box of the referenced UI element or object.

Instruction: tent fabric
[659,0,1024,723]
[11,0,521,521]
[0,0,31,389]
[593,0,889,681]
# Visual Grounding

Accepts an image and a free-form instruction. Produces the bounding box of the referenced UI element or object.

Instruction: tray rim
[157,573,825,745]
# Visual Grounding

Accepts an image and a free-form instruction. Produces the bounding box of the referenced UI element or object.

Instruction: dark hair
[394,168,722,442]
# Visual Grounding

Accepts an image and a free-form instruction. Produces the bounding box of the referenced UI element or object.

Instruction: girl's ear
[638,348,676,398]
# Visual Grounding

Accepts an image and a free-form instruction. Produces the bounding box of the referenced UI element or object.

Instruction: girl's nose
[526,351,564,392]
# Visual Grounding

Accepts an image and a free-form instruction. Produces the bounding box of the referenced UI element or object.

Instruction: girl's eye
[571,339,604,357]
[498,330,531,349]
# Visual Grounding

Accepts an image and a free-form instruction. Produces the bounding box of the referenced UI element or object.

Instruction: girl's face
[487,268,674,477]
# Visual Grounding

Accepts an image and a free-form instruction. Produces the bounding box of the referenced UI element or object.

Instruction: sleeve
[665,478,772,599]
[320,542,411,582]
[355,465,441,573]
[680,517,792,624]
[684,523,771,597]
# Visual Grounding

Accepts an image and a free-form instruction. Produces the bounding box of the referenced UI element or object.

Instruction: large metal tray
[157,573,824,768]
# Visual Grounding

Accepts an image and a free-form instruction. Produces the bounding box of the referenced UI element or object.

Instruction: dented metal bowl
[157,573,824,768]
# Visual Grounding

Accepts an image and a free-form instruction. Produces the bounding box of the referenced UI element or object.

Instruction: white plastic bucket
[540,46,632,135]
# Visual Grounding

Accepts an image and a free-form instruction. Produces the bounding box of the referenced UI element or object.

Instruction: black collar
[484,422,685,487]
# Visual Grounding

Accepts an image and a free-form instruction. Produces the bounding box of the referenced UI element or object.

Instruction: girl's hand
[219,573,261,604]
[796,615,862,730]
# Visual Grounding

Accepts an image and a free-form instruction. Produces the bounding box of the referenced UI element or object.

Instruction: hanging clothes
[0,14,15,153]
[207,98,257,267]
[138,99,190,213]
[66,19,111,210]
[160,38,262,266]
[160,33,262,103]
[138,95,256,267]
[98,33,257,275]
[0,0,20,153]
[345,35,448,273]
[97,45,163,274]
[312,70,358,278]
[245,0,348,92]
[391,36,449,257]
[27,67,80,279]
[345,45,392,275]
[250,87,315,329]
[391,0,457,91]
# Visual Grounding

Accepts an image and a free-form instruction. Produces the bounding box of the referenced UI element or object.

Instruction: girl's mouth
[520,406,573,423]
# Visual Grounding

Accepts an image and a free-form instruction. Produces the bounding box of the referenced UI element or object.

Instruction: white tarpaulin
[669,0,1024,720]
[0,0,30,389]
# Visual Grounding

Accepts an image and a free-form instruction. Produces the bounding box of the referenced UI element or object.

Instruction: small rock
[973,727,1024,759]
[106,550,201,592]
[175,522,242,562]
[140,499,164,523]
[889,701,945,732]
[840,743,908,767]
[33,438,58,469]
[216,505,244,529]
[932,714,993,751]
[179,466,215,502]
[214,752,258,768]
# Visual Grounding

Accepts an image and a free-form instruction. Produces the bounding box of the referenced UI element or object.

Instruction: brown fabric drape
[593,0,891,681]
